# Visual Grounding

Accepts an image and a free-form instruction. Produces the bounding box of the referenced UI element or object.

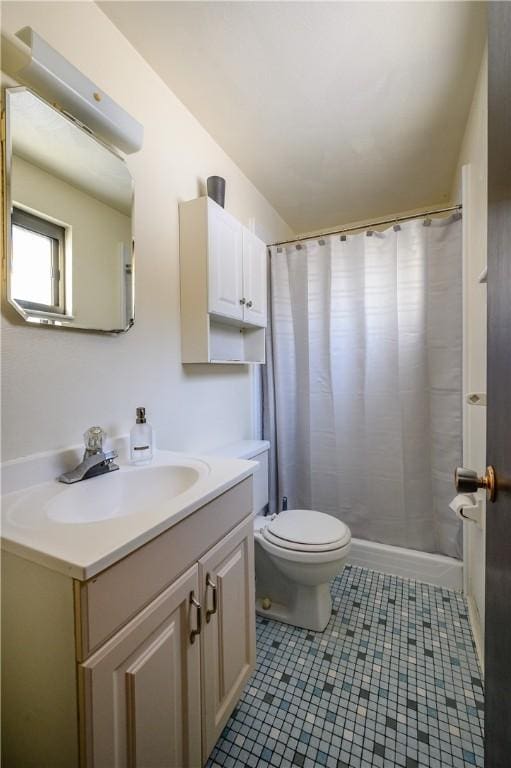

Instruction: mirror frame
[3,86,135,333]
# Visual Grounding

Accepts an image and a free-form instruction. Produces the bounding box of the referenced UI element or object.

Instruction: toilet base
[255,582,332,632]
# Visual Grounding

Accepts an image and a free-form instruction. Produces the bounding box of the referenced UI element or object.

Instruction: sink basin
[47,464,202,524]
[7,460,209,529]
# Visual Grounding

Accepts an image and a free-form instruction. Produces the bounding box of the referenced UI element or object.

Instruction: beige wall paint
[0,1,292,461]
[451,48,488,668]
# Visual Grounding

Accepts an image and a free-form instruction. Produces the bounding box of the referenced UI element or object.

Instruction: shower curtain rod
[269,204,462,248]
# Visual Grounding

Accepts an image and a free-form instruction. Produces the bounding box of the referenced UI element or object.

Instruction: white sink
[7,460,209,528]
[1,449,255,579]
[47,464,202,524]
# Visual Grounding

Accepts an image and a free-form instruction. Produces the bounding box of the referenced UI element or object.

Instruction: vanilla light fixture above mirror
[14,26,143,154]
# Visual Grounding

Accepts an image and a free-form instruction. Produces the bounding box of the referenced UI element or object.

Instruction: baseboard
[467,594,484,673]
[349,537,463,591]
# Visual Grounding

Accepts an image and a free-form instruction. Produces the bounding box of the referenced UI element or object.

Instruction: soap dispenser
[130,407,154,465]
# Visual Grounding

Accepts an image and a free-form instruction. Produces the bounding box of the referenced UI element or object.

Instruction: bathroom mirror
[4,87,134,332]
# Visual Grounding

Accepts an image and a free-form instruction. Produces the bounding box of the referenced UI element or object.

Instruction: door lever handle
[455,466,497,502]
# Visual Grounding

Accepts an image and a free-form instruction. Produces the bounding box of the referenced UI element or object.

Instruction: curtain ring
[318,238,325,246]
[340,234,347,242]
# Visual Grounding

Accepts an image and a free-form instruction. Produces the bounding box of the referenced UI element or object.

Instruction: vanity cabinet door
[242,228,267,327]
[208,201,244,321]
[199,516,256,760]
[79,564,202,768]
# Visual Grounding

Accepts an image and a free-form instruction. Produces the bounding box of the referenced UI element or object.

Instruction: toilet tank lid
[207,440,270,460]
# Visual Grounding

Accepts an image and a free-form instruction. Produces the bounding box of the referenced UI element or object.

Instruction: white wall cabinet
[2,478,255,768]
[180,196,267,363]
[207,202,244,322]
[242,228,267,327]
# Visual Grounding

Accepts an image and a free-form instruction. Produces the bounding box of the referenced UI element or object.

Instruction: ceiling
[99,1,486,233]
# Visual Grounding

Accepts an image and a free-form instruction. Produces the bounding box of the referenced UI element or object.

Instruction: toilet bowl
[207,440,351,633]
[254,509,351,632]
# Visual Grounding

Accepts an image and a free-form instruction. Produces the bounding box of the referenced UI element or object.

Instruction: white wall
[0,1,293,461]
[451,48,487,669]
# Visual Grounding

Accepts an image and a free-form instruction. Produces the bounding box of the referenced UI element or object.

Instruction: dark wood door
[485,3,511,766]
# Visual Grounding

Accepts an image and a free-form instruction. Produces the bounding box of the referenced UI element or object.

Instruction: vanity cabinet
[199,519,256,757]
[2,477,255,768]
[80,565,202,768]
[180,196,267,363]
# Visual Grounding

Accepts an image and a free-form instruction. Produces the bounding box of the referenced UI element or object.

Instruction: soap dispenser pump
[130,407,154,465]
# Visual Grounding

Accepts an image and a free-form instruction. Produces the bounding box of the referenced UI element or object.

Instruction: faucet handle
[84,426,105,456]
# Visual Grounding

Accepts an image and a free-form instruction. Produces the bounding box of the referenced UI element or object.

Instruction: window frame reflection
[11,206,66,315]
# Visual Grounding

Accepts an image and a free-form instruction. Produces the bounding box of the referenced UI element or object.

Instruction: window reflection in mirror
[12,207,65,314]
[5,88,134,332]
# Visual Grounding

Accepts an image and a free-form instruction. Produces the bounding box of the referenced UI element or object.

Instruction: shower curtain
[263,216,462,559]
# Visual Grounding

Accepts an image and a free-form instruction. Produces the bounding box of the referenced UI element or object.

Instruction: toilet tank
[208,440,269,515]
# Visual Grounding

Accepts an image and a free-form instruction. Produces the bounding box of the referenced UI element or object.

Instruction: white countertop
[1,449,255,581]
[208,439,270,460]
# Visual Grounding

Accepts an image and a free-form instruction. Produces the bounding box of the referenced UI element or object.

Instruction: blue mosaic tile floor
[206,565,484,768]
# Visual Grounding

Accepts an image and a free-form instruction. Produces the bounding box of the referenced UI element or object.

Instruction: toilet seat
[262,509,351,553]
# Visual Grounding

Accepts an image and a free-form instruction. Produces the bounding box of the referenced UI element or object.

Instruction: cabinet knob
[246,300,253,308]
[239,298,246,305]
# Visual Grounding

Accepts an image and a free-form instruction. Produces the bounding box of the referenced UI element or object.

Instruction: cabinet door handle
[189,592,202,644]
[246,300,253,308]
[205,573,217,623]
[239,297,246,305]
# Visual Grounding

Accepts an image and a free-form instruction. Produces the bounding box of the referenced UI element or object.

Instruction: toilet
[254,507,351,631]
[210,440,351,632]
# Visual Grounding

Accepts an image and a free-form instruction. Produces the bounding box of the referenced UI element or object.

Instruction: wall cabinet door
[199,517,256,760]
[208,202,244,321]
[242,229,267,327]
[79,564,202,768]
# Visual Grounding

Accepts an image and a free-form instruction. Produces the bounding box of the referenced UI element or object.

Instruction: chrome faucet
[58,427,119,484]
